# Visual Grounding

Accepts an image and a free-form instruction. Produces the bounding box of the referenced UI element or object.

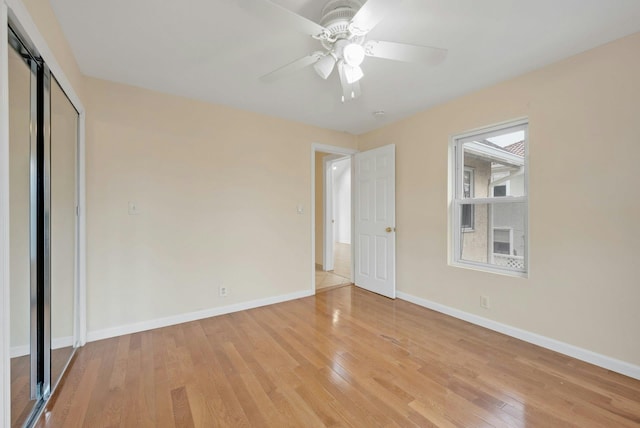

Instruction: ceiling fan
[241,0,448,102]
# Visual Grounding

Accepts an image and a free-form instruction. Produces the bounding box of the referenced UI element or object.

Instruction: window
[493,185,507,197]
[450,120,528,275]
[493,228,512,255]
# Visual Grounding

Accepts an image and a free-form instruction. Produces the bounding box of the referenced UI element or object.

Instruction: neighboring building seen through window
[461,168,474,229]
[451,120,528,275]
[493,228,512,255]
[493,185,507,197]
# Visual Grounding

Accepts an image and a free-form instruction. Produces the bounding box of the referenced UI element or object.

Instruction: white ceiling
[50,0,640,135]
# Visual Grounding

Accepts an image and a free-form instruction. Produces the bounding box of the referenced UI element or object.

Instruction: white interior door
[354,144,396,298]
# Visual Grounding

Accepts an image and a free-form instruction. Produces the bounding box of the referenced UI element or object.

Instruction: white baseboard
[397,291,640,380]
[9,345,28,359]
[87,289,315,343]
[10,336,74,358]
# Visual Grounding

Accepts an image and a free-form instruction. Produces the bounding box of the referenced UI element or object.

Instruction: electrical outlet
[480,295,490,309]
[219,286,228,297]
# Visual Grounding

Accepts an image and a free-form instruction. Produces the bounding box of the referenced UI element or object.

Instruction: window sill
[449,260,528,279]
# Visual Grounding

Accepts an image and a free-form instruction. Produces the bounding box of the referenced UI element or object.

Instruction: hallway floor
[315,243,351,292]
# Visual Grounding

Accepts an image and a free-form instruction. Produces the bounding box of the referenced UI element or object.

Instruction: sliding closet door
[8,33,38,427]
[8,24,80,427]
[50,76,78,388]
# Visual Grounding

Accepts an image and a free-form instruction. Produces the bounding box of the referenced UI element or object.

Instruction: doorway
[312,145,356,293]
[311,143,397,298]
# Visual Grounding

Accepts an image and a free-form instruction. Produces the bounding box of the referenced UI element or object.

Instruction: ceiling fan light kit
[253,0,448,101]
[343,43,365,66]
[343,63,364,84]
[313,53,337,79]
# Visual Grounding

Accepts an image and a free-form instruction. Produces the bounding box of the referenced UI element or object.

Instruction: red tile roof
[503,140,525,157]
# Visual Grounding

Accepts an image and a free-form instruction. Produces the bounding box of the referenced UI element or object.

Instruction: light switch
[297,204,304,214]
[128,201,139,215]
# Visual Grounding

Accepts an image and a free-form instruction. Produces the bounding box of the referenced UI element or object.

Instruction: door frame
[310,143,357,292]
[1,1,87,425]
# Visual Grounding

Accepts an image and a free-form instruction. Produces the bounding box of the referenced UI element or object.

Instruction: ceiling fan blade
[364,40,448,65]
[337,61,361,102]
[349,0,399,35]
[260,52,323,83]
[238,0,328,38]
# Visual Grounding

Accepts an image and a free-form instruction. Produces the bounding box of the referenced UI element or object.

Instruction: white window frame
[449,118,528,277]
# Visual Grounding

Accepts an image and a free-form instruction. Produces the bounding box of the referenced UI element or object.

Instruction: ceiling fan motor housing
[319,0,363,50]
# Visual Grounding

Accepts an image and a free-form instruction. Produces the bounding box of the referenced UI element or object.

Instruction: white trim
[77,111,86,345]
[310,143,357,293]
[1,4,11,426]
[312,143,358,156]
[87,289,314,343]
[397,291,640,380]
[454,196,527,206]
[455,118,528,144]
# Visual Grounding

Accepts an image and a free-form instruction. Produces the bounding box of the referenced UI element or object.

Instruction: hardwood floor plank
[33,286,640,427]
[171,386,195,428]
[61,358,101,427]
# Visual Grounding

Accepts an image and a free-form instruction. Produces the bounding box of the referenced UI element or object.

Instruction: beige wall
[85,77,356,333]
[358,32,640,366]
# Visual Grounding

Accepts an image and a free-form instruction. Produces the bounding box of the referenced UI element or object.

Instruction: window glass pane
[463,170,472,198]
[462,131,525,198]
[459,204,489,263]
[494,242,510,254]
[461,204,474,229]
[494,229,510,242]
[459,202,526,271]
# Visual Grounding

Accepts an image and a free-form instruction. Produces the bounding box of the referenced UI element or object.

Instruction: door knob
[386,227,395,233]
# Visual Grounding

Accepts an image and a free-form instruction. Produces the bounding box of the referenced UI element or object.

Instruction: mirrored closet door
[8,23,79,428]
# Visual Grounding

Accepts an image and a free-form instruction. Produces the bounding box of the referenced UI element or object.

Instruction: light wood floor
[316,242,351,291]
[332,242,350,280]
[36,286,640,427]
